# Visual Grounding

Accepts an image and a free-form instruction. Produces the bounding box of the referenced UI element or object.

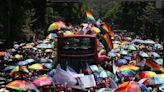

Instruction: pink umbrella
[32,75,53,87]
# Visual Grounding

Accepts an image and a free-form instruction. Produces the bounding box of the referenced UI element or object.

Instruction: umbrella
[139,52,149,58]
[131,39,144,44]
[151,52,160,58]
[17,59,35,66]
[42,63,52,69]
[143,39,155,44]
[10,66,30,76]
[28,64,46,70]
[117,59,128,65]
[48,21,66,31]
[137,71,158,79]
[45,33,57,40]
[97,88,114,92]
[155,58,163,66]
[115,81,142,92]
[139,77,164,85]
[45,49,53,53]
[36,43,53,48]
[4,66,16,71]
[89,65,99,72]
[120,50,128,55]
[154,43,163,50]
[99,70,108,78]
[157,74,164,78]
[108,52,116,57]
[6,80,37,91]
[128,44,137,51]
[32,75,53,86]
[123,56,131,60]
[119,65,139,71]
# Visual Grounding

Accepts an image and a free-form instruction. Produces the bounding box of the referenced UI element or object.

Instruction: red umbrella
[32,75,53,87]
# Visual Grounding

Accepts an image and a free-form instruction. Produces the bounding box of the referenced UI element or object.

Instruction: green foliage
[101,1,163,40]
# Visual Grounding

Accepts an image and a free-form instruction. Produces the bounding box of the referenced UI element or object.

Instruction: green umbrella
[128,44,137,51]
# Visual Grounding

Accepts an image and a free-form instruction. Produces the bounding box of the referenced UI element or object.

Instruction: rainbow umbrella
[48,21,66,31]
[115,81,149,92]
[10,66,30,76]
[137,71,158,79]
[6,80,38,91]
[32,75,53,87]
[157,74,164,78]
[28,64,46,70]
[119,65,139,71]
[45,33,57,40]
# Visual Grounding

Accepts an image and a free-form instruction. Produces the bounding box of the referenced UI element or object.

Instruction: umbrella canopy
[6,80,37,91]
[117,59,128,65]
[97,88,114,92]
[36,43,53,48]
[28,64,46,70]
[115,81,142,92]
[143,39,155,44]
[150,52,160,58]
[155,58,163,66]
[128,44,137,51]
[48,21,66,31]
[157,74,164,78]
[45,33,57,40]
[32,75,53,87]
[119,65,139,71]
[139,52,149,58]
[131,39,144,44]
[10,66,30,76]
[4,66,16,71]
[139,77,164,86]
[17,59,34,66]
[137,71,158,79]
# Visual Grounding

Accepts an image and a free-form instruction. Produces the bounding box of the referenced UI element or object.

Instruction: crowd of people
[0,21,163,92]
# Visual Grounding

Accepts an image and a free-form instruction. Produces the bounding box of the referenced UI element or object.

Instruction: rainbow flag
[99,33,113,52]
[100,23,114,35]
[86,10,96,23]
[145,59,164,72]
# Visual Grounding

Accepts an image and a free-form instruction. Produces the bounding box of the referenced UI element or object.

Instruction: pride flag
[86,10,96,23]
[145,59,164,72]
[99,33,113,52]
[100,23,114,35]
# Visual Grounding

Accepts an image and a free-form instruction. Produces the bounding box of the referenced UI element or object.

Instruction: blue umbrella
[139,52,148,58]
[108,52,115,57]
[4,66,16,71]
[151,52,160,58]
[117,59,128,65]
[123,56,131,60]
[18,59,35,65]
[120,50,128,55]
[155,58,163,66]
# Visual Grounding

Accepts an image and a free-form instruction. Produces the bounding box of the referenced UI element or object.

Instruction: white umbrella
[144,39,155,44]
[36,43,53,48]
